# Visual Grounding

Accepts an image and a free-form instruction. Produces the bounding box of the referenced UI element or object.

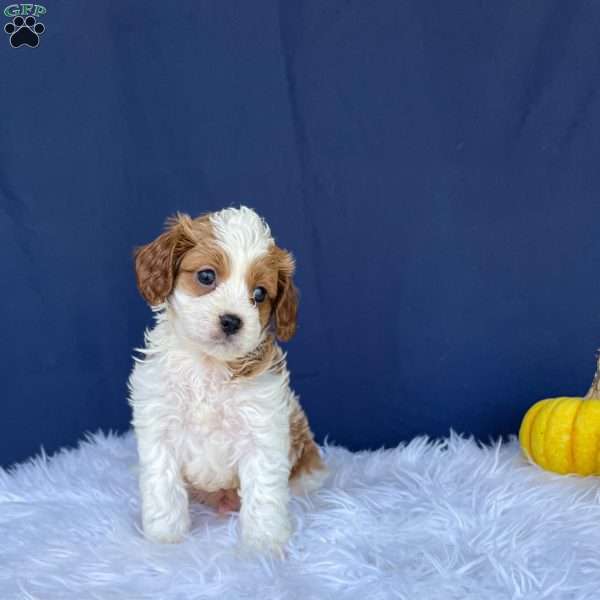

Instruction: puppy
[128,206,326,553]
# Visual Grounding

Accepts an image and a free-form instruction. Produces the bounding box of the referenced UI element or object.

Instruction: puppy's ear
[134,213,195,306]
[273,248,299,342]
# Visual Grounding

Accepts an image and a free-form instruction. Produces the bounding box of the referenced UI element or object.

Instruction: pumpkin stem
[585,352,600,399]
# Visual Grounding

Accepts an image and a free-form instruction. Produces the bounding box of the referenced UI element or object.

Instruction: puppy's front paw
[241,513,291,556]
[143,511,191,544]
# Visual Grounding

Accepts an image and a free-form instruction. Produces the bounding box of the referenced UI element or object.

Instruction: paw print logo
[4,15,44,48]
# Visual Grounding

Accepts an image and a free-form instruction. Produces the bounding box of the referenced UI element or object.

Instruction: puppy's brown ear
[273,248,299,342]
[134,213,195,306]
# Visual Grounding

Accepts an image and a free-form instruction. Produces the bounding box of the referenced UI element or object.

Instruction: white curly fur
[129,207,314,553]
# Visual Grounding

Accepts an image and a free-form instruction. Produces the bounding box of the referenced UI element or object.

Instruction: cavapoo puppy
[128,206,326,553]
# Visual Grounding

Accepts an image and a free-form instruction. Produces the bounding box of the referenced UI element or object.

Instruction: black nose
[220,313,242,335]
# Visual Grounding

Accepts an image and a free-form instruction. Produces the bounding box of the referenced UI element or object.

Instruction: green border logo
[4,4,46,18]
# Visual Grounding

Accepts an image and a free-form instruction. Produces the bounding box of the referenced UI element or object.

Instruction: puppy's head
[134,206,298,361]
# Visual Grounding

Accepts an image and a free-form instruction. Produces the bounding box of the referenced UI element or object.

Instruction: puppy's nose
[220,313,243,336]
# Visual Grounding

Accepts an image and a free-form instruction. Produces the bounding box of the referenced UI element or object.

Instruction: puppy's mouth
[209,332,243,354]
[211,331,237,344]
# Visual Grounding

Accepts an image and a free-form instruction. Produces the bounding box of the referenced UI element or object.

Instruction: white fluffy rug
[2,432,600,600]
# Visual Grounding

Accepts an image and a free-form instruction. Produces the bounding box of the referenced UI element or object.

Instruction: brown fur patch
[245,251,280,329]
[289,399,325,481]
[271,247,299,342]
[226,334,285,379]
[246,246,299,341]
[134,213,197,305]
[176,221,230,296]
[134,213,231,305]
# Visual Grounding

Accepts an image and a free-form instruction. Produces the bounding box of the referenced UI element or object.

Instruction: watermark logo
[4,4,45,47]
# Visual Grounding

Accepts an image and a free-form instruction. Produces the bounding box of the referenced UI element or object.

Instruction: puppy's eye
[197,269,216,287]
[253,286,267,303]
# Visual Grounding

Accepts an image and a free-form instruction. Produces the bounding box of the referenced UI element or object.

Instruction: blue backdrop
[2,1,600,467]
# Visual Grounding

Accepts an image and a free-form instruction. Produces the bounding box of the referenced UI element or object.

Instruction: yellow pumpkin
[519,355,600,475]
[519,397,600,475]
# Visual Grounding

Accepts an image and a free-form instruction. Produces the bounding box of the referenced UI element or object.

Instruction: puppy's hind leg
[289,402,328,495]
[289,438,328,495]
